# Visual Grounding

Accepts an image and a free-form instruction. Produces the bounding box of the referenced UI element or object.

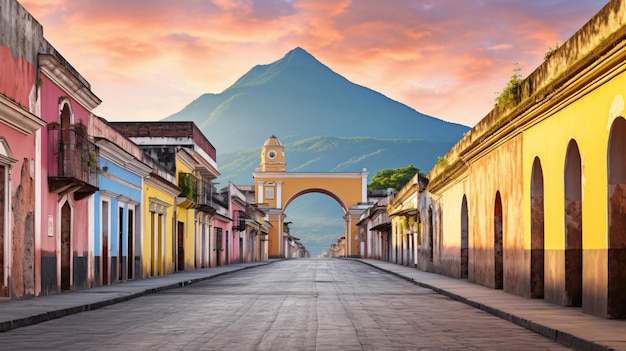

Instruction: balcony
[47,123,99,200]
[233,210,247,232]
[196,180,216,214]
[177,172,198,209]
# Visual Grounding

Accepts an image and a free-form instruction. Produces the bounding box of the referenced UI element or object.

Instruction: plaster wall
[522,69,626,317]
[428,177,470,278]
[467,135,524,292]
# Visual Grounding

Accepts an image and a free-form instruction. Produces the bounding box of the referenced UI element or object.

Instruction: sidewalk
[0,260,280,333]
[352,258,626,351]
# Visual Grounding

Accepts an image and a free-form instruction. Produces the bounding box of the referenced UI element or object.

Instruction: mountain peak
[223,47,331,91]
[281,47,319,66]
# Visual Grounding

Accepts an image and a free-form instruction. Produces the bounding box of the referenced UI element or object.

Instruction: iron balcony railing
[47,123,99,197]
[198,180,214,207]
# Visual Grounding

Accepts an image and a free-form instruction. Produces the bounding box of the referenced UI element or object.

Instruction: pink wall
[0,46,36,109]
[231,203,244,262]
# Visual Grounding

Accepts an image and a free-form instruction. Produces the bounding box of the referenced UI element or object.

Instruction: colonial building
[0,0,47,298]
[111,122,220,272]
[90,117,151,285]
[416,0,626,319]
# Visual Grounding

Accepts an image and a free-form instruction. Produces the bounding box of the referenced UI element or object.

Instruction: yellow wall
[142,181,175,278]
[522,73,626,315]
[176,159,196,270]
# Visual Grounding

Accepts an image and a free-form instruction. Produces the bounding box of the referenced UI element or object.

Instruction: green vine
[544,43,559,60]
[436,156,450,169]
[495,63,523,108]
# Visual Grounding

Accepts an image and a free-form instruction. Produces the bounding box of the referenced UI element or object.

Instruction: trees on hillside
[368,164,423,191]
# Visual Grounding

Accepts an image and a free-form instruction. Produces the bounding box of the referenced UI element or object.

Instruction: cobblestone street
[0,259,571,350]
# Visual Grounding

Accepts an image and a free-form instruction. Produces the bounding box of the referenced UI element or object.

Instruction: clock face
[267,150,277,159]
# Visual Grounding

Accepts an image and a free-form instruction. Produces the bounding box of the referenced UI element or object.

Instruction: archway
[460,195,469,278]
[283,190,347,258]
[494,191,503,289]
[607,117,626,318]
[564,140,582,307]
[530,157,545,298]
[253,136,368,258]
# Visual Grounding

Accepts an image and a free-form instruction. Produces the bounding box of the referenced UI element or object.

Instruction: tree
[368,164,423,191]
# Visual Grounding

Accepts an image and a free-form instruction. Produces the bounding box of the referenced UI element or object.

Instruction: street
[0,259,571,350]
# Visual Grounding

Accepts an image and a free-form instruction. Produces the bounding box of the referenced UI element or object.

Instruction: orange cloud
[19,0,609,127]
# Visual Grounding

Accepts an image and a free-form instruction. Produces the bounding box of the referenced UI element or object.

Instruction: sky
[21,0,609,127]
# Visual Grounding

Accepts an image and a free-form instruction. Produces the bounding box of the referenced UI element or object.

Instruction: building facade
[412,0,626,319]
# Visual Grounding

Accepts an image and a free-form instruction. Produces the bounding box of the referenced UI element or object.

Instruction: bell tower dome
[260,135,286,172]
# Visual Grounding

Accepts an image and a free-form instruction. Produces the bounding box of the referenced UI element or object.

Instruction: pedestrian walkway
[0,260,280,333]
[352,258,626,351]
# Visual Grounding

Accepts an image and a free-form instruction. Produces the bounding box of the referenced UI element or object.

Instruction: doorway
[530,157,545,298]
[564,140,582,307]
[460,195,469,278]
[60,201,71,291]
[607,118,626,318]
[177,221,184,271]
[494,192,503,290]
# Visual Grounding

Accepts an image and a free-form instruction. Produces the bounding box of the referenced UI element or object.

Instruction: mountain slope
[164,47,468,152]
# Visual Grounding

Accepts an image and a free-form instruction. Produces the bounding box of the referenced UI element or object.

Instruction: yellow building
[388,174,423,267]
[141,157,179,277]
[419,0,626,319]
[175,149,198,271]
[253,135,369,258]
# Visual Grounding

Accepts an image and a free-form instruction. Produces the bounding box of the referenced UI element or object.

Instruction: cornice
[39,54,101,111]
[96,138,152,177]
[428,29,626,194]
[0,94,46,135]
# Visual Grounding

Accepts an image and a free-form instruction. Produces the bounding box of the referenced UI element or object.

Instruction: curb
[351,259,618,351]
[0,260,278,333]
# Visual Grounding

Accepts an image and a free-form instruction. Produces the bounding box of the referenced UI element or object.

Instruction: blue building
[91,117,151,286]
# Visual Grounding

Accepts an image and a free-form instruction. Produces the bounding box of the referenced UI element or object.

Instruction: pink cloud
[20,0,609,127]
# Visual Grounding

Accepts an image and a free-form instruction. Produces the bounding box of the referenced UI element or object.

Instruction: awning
[370,222,391,231]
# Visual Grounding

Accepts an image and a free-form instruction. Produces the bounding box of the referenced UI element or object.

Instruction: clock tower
[259,135,286,172]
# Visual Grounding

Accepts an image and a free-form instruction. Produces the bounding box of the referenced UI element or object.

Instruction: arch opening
[607,117,626,318]
[283,189,348,258]
[460,195,469,278]
[494,191,504,290]
[531,157,545,298]
[564,140,582,307]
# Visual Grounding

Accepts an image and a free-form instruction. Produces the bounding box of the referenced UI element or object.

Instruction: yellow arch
[253,135,369,258]
[253,171,368,258]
